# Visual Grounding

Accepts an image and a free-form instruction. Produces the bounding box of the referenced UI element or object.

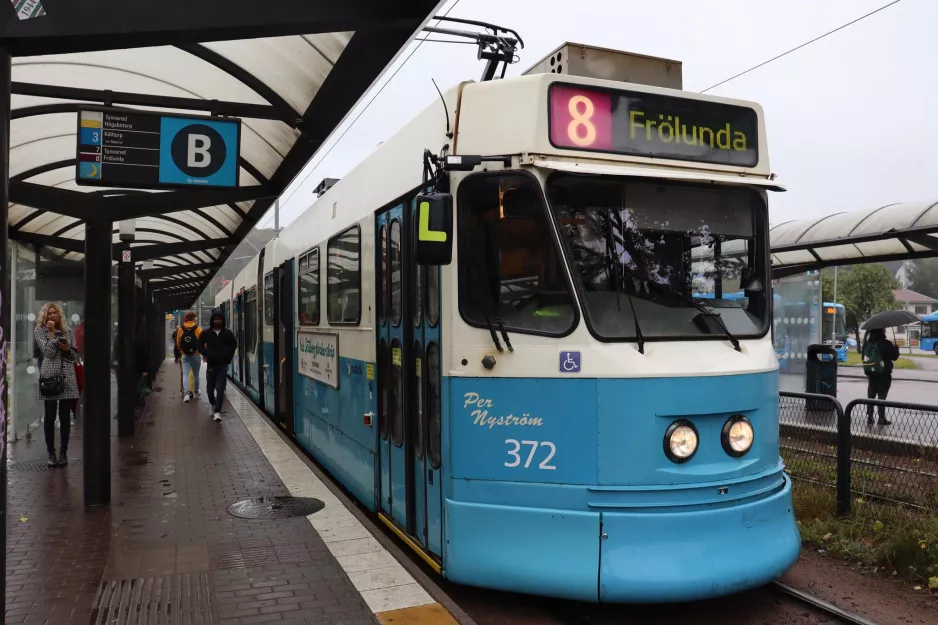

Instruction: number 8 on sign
[549,85,612,151]
[567,95,596,147]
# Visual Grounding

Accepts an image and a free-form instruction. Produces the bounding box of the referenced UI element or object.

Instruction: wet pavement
[4,363,374,625]
[780,370,938,446]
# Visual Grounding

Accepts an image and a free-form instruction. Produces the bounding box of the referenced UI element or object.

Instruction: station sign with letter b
[76,108,241,190]
[160,117,239,187]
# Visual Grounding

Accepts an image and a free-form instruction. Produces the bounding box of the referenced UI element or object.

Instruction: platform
[5,361,461,625]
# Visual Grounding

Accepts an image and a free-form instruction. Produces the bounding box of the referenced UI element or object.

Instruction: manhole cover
[9,460,73,472]
[226,497,324,519]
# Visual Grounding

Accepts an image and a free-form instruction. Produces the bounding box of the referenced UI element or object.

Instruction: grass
[792,480,938,590]
[782,439,938,589]
[843,351,920,370]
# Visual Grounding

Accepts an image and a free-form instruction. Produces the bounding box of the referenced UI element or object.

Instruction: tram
[215,43,800,603]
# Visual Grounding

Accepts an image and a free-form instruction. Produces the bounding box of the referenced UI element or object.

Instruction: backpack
[179,326,200,355]
[862,340,885,375]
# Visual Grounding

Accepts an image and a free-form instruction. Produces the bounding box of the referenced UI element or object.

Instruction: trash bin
[806,344,838,410]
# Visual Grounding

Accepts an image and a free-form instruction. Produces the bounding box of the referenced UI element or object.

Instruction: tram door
[257,249,267,413]
[410,198,444,557]
[237,288,246,385]
[376,206,407,525]
[233,290,244,384]
[375,200,443,557]
[275,260,296,434]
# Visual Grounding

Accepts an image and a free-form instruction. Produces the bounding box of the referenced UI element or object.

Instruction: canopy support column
[118,246,136,437]
[0,45,12,619]
[83,217,113,507]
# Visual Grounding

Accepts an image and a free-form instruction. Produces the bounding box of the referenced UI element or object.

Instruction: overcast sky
[256,0,935,232]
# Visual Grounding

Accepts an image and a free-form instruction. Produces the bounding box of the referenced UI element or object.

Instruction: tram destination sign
[548,83,759,167]
[76,108,241,190]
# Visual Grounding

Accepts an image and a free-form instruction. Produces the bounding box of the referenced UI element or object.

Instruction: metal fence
[779,391,938,516]
[779,391,850,516]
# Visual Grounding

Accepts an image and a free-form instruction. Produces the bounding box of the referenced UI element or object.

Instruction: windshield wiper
[605,214,645,354]
[480,308,503,352]
[495,313,513,352]
[477,229,513,353]
[665,288,742,352]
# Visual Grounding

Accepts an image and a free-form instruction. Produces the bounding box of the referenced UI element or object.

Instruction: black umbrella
[860,309,921,330]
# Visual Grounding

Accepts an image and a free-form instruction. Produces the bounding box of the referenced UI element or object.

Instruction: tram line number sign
[76,108,241,190]
[548,83,759,167]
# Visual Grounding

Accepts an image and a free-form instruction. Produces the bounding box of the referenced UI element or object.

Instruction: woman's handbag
[39,357,66,397]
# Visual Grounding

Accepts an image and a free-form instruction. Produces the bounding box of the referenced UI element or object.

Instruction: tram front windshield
[547,174,768,342]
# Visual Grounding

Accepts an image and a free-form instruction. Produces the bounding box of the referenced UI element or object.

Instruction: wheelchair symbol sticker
[560,351,581,373]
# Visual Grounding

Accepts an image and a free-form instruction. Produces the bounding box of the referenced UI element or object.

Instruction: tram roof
[3,0,443,310]
[769,199,938,279]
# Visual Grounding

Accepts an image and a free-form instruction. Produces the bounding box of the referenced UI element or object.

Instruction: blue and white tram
[214,46,800,603]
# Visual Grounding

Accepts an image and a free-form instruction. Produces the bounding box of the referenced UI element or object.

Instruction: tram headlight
[664,420,698,463]
[722,416,754,457]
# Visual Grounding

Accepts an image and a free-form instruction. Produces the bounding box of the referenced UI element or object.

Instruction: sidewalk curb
[229,384,478,625]
[838,371,938,384]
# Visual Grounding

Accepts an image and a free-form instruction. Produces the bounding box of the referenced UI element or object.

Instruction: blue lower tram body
[445,470,799,602]
[281,351,800,603]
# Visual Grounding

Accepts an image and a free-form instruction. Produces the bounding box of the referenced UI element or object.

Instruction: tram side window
[245,288,258,352]
[457,173,576,336]
[327,226,362,325]
[264,272,274,326]
[298,248,320,326]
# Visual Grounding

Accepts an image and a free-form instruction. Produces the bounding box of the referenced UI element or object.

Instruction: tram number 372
[505,440,557,470]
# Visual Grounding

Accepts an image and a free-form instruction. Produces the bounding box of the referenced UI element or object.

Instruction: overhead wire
[262,0,464,227]
[700,0,902,93]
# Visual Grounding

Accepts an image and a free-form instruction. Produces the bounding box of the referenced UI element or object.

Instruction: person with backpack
[199,308,238,422]
[173,311,204,403]
[862,328,900,425]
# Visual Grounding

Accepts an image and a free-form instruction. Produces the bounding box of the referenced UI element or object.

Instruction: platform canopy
[769,199,938,279]
[3,0,444,309]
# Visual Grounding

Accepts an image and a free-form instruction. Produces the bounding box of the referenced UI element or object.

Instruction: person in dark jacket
[199,308,238,422]
[863,328,900,425]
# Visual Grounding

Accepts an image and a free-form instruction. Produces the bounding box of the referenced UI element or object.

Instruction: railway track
[772,581,881,625]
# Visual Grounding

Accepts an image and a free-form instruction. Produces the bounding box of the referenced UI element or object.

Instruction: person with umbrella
[861,310,918,425]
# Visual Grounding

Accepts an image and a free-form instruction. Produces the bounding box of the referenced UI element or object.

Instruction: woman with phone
[33,302,80,467]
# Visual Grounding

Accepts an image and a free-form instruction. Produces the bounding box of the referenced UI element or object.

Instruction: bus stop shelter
[0,0,444,612]
[770,199,938,278]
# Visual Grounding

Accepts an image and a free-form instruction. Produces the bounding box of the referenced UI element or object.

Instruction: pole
[906,293,912,354]
[833,266,838,304]
[117,245,136,437]
[0,47,12,617]
[274,197,280,232]
[83,217,112,506]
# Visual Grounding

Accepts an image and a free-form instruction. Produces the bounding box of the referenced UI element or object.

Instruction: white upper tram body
[224,68,783,382]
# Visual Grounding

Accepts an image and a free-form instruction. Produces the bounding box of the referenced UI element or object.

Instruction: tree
[821,265,900,351]
[904,258,938,299]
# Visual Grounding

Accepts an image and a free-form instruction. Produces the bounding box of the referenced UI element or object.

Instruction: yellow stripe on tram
[377,513,442,575]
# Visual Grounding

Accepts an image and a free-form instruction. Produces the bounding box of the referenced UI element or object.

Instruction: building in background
[890,288,937,347]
